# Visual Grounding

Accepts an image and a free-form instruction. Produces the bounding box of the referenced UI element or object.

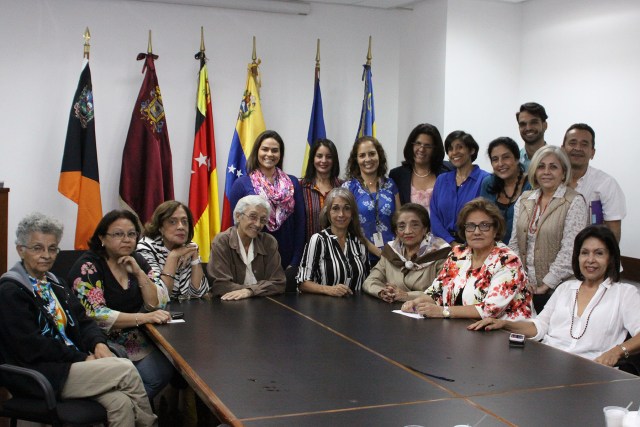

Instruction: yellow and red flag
[58,59,103,249]
[220,61,265,230]
[188,50,220,262]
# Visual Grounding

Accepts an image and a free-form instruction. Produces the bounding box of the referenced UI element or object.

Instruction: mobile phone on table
[170,312,184,320]
[509,333,525,347]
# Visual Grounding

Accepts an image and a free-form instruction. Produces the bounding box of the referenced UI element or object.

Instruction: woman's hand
[117,255,143,275]
[467,318,507,331]
[418,304,446,318]
[535,284,551,294]
[594,346,624,367]
[142,309,171,325]
[221,289,254,301]
[169,244,199,269]
[379,284,408,303]
[325,284,353,297]
[92,343,114,359]
[401,296,435,314]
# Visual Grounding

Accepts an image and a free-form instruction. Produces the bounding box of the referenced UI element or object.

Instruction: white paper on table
[392,310,424,319]
[168,319,186,323]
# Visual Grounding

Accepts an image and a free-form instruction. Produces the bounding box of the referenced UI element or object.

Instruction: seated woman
[207,195,285,300]
[0,213,156,426]
[68,209,174,400]
[480,137,531,243]
[508,145,587,312]
[430,131,489,245]
[402,198,533,320]
[389,123,449,209]
[296,188,370,297]
[469,225,640,366]
[300,139,343,243]
[363,203,450,302]
[137,200,209,300]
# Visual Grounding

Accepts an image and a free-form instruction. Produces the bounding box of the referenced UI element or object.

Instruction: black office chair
[0,364,107,427]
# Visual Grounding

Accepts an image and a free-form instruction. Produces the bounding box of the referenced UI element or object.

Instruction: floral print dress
[69,251,169,361]
[425,243,533,320]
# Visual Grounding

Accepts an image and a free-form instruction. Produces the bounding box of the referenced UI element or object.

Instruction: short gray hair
[528,145,572,189]
[233,195,271,225]
[15,213,64,246]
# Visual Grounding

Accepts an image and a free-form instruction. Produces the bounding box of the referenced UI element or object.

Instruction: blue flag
[301,67,326,176]
[356,64,376,139]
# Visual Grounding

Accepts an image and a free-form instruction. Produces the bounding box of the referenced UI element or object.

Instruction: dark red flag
[119,53,174,223]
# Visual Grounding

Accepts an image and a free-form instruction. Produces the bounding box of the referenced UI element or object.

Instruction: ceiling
[274,0,528,9]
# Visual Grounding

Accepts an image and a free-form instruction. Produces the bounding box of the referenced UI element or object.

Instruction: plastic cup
[623,411,640,427]
[604,406,628,427]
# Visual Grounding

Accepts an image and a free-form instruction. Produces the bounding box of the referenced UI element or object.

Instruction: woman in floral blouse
[342,136,400,264]
[68,209,174,400]
[402,198,533,320]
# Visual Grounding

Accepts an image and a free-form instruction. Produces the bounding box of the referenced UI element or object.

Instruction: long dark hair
[88,210,142,258]
[486,137,525,198]
[302,139,340,181]
[572,225,620,282]
[401,123,445,174]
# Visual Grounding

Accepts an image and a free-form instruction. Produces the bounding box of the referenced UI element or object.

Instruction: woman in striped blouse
[296,187,371,296]
[137,201,209,299]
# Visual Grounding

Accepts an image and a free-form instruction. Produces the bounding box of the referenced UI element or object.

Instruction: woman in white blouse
[508,145,587,312]
[470,225,640,367]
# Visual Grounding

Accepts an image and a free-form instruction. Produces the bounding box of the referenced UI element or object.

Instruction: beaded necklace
[569,285,607,340]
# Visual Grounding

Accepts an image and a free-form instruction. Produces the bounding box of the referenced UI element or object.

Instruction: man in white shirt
[516,102,548,171]
[562,123,626,241]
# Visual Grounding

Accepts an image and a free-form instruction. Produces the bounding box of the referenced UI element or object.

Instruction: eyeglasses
[464,222,495,232]
[396,221,424,232]
[21,245,60,255]
[241,212,268,225]
[105,231,140,240]
[412,141,434,150]
[166,218,189,227]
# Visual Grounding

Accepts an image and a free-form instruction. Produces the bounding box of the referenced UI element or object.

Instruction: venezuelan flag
[220,62,266,230]
[356,64,376,139]
[58,59,103,249]
[301,65,326,176]
[188,52,220,262]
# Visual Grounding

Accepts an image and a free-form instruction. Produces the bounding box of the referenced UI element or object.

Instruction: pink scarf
[250,168,295,231]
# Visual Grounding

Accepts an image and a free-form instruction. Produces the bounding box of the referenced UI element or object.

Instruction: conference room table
[145,293,640,426]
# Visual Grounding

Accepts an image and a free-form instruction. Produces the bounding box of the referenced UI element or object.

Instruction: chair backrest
[50,250,85,284]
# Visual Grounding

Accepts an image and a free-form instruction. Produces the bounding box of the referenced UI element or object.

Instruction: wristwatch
[442,307,451,318]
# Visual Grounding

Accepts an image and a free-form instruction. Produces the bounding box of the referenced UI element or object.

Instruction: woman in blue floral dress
[342,136,400,264]
[68,209,174,400]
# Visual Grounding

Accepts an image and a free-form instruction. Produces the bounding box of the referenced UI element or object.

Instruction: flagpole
[251,36,261,92]
[366,35,372,66]
[147,30,153,54]
[315,38,320,78]
[200,26,205,53]
[83,27,91,60]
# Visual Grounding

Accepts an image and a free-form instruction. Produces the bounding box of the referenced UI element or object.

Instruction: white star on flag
[228,165,237,174]
[236,170,243,177]
[194,152,208,168]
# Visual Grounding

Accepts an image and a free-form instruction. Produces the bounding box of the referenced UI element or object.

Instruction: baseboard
[621,256,640,283]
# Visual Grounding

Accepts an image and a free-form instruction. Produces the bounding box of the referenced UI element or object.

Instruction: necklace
[500,168,524,203]
[528,196,549,234]
[569,285,607,339]
[413,169,431,178]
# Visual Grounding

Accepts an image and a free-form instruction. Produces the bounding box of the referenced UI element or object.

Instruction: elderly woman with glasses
[0,213,156,426]
[208,195,286,300]
[402,198,533,320]
[137,201,209,300]
[68,210,174,400]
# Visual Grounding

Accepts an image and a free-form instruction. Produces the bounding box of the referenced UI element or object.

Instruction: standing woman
[300,139,343,243]
[342,136,401,262]
[137,201,209,299]
[229,130,305,277]
[480,137,531,243]
[390,123,448,209]
[296,188,370,297]
[68,210,174,400]
[509,145,587,312]
[430,131,489,245]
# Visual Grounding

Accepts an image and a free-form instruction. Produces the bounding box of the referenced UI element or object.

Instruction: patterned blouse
[342,177,398,255]
[296,228,371,291]
[69,251,169,361]
[300,177,343,243]
[137,236,209,299]
[425,243,533,320]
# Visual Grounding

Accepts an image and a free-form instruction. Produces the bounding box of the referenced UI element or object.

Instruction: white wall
[0,0,404,266]
[518,0,640,257]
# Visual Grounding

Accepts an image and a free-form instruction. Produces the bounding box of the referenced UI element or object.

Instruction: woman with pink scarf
[229,130,305,290]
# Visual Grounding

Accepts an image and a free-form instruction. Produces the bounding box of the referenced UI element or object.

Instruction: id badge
[373,232,384,248]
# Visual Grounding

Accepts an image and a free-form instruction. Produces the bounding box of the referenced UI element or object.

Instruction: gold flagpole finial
[252,36,257,64]
[147,30,153,54]
[366,35,372,66]
[83,27,91,60]
[200,26,205,52]
[315,39,320,67]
